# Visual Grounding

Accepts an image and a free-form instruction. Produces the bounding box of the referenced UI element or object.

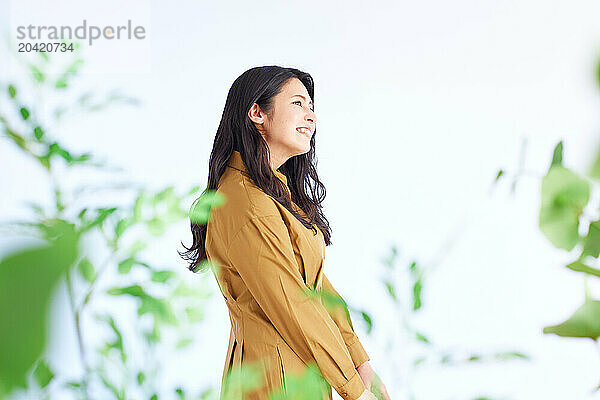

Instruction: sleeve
[226,214,367,400]
[321,273,371,368]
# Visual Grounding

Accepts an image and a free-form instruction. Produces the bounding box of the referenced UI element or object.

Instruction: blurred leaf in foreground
[269,362,330,400]
[0,221,79,396]
[190,190,226,225]
[539,164,589,250]
[543,298,600,340]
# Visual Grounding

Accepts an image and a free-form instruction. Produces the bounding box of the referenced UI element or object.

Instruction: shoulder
[206,166,282,245]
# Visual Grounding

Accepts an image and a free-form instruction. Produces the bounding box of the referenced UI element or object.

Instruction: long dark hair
[179,66,332,272]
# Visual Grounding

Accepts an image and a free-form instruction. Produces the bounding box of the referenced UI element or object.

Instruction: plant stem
[77,252,115,312]
[65,268,92,399]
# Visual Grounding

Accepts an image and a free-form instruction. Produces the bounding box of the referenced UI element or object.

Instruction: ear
[248,103,267,125]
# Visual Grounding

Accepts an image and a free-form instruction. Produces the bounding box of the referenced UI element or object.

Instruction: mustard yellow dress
[205,150,370,400]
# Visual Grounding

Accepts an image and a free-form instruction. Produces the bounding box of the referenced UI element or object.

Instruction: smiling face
[248,77,316,170]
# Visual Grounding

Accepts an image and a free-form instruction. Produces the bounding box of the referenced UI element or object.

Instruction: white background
[2,0,600,399]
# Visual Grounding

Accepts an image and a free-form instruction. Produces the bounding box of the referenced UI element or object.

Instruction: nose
[305,108,316,126]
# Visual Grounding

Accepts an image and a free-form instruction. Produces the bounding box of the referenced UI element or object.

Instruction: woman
[180,66,391,400]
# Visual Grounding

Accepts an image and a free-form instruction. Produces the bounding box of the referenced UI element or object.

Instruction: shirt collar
[227,150,289,188]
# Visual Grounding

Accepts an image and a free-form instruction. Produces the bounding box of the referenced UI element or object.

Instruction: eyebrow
[292,94,313,106]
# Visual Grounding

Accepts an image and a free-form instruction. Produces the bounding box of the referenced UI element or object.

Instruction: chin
[296,145,311,156]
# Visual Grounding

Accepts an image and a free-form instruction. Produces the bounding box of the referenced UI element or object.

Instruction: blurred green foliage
[537,140,600,345]
[376,244,529,400]
[0,44,223,400]
[0,221,79,396]
[491,55,600,393]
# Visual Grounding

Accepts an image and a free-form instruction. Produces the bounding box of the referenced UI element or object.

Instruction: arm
[226,214,367,400]
[321,274,370,369]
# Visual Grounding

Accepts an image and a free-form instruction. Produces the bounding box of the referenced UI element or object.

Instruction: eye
[293,100,315,112]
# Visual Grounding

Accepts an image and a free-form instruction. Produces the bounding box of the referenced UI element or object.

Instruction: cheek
[278,111,299,132]
[269,108,302,142]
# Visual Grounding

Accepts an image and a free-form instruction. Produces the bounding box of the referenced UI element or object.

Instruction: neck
[268,150,289,171]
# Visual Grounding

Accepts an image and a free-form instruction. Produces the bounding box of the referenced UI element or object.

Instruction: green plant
[378,245,528,400]
[0,43,223,400]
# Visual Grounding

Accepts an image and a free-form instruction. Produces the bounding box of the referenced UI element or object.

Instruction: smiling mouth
[296,127,312,137]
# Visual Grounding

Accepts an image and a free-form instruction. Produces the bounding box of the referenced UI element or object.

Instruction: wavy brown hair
[179,66,332,272]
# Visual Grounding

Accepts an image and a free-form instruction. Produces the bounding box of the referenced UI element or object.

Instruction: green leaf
[119,257,137,274]
[495,169,504,181]
[54,59,84,90]
[0,223,78,393]
[192,259,214,274]
[221,364,263,399]
[30,65,45,83]
[551,141,563,167]
[99,373,124,400]
[127,240,147,255]
[145,320,161,343]
[138,295,178,325]
[187,185,202,196]
[412,279,422,311]
[539,165,590,250]
[33,126,44,141]
[77,258,96,283]
[543,298,600,340]
[103,315,126,363]
[383,280,397,301]
[173,282,197,297]
[185,306,204,323]
[269,363,330,400]
[146,217,166,236]
[81,207,117,232]
[33,358,54,388]
[153,186,175,205]
[360,311,373,334]
[3,125,28,151]
[415,331,430,344]
[136,371,145,385]
[199,387,216,399]
[408,261,417,273]
[189,190,227,225]
[176,337,193,349]
[493,351,529,361]
[64,381,82,389]
[107,284,146,297]
[8,85,16,98]
[582,220,600,258]
[20,107,30,120]
[71,153,91,164]
[94,315,126,364]
[151,270,176,283]
[133,191,147,222]
[48,142,73,163]
[115,217,134,240]
[566,259,600,278]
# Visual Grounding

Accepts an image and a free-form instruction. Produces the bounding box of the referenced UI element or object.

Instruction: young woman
[180,66,390,400]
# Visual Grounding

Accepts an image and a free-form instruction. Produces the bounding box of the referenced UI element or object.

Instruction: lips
[296,127,312,137]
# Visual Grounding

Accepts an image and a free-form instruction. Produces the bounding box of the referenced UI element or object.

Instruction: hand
[356,362,391,400]
[356,389,377,400]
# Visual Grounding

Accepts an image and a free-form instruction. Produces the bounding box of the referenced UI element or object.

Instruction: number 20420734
[18,42,75,52]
